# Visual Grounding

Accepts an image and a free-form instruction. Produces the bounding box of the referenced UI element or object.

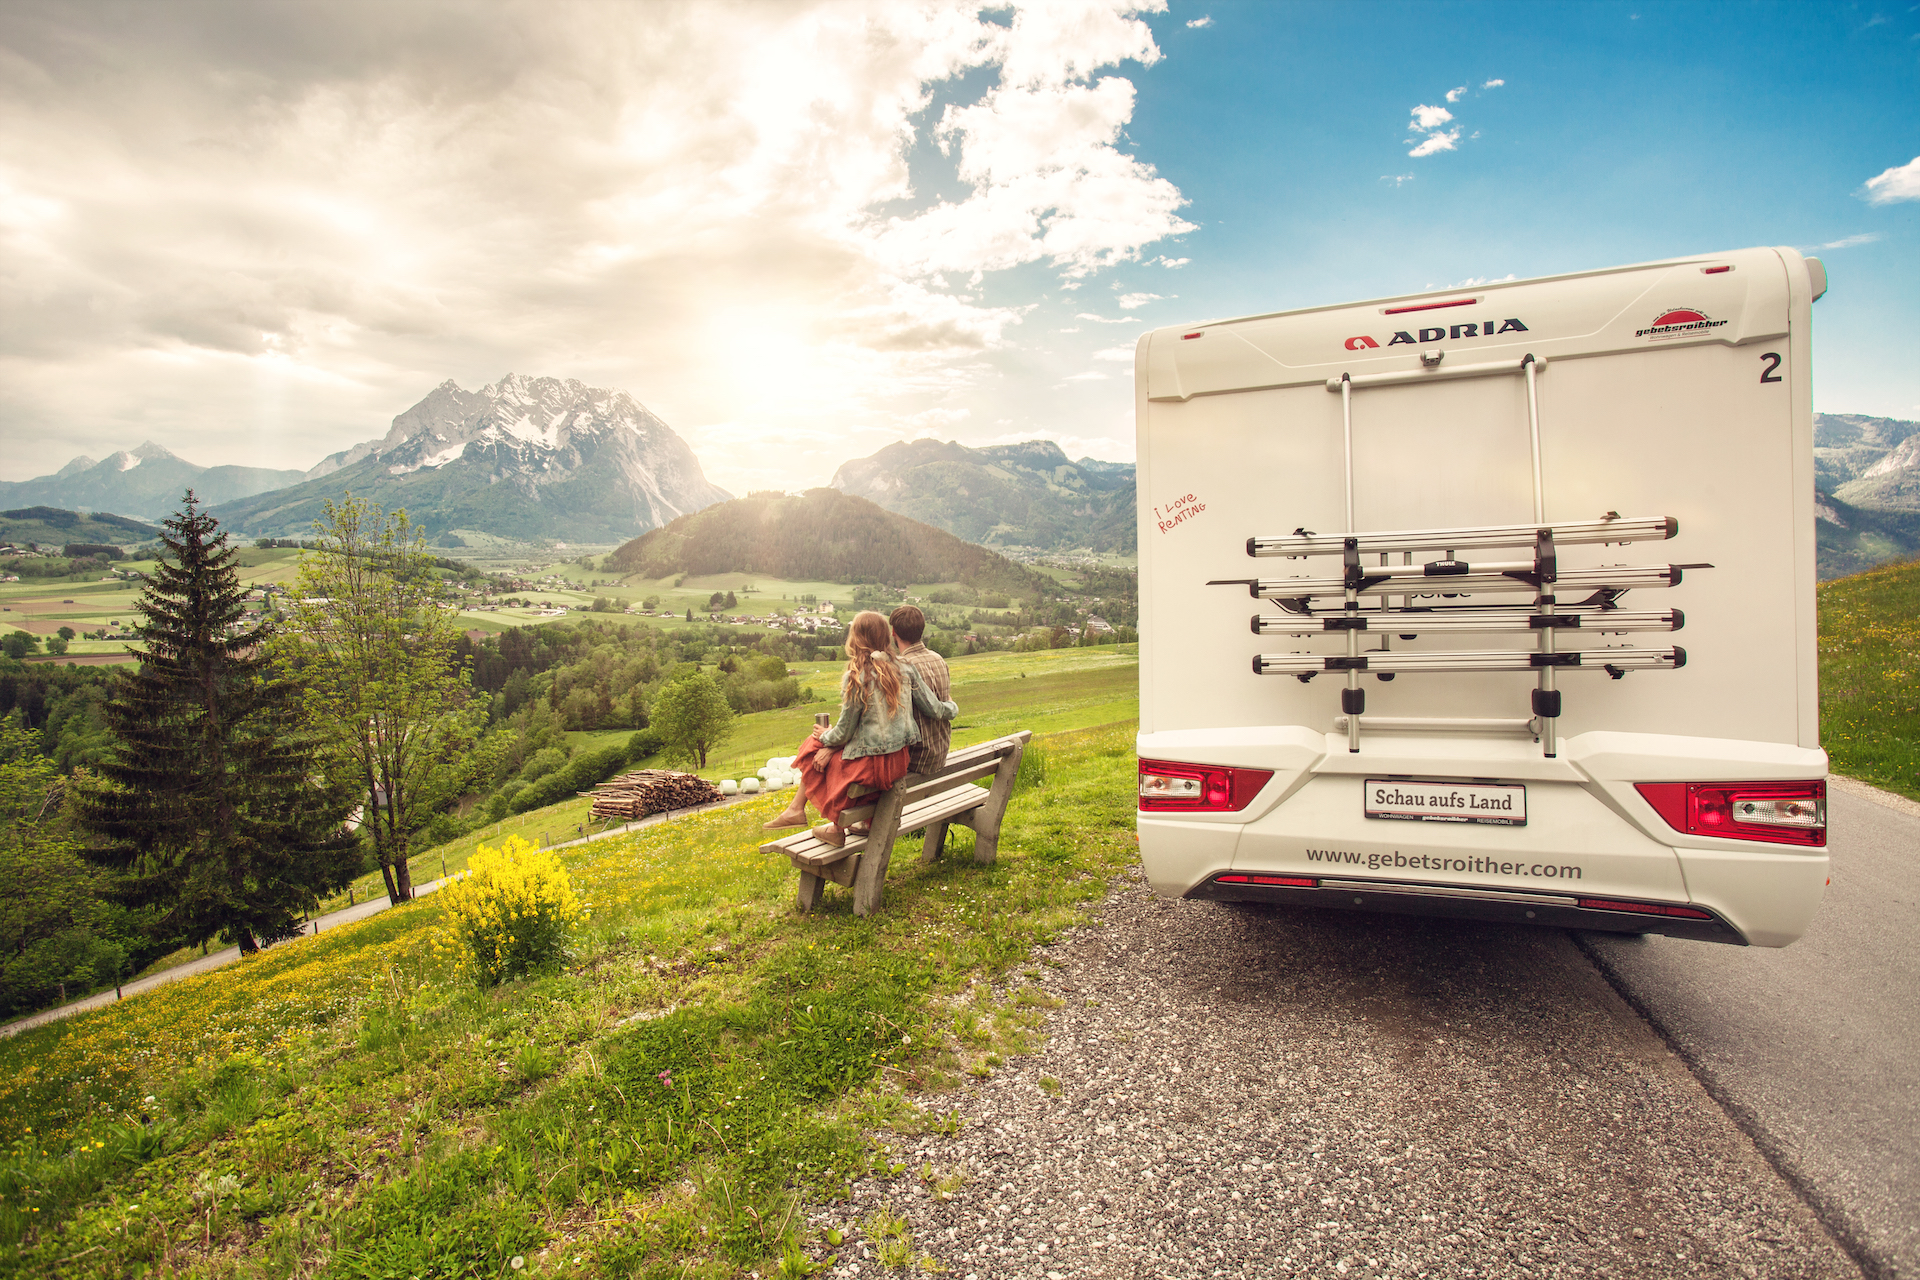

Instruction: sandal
[762,812,809,830]
[811,822,846,847]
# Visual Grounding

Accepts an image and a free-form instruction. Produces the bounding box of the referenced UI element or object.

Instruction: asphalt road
[1583,780,1919,1280]
[819,879,1859,1279]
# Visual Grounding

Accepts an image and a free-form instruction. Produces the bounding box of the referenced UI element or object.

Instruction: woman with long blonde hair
[764,610,958,846]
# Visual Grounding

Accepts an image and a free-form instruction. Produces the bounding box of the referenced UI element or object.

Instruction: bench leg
[920,819,950,864]
[851,783,908,916]
[971,740,1026,865]
[797,870,825,912]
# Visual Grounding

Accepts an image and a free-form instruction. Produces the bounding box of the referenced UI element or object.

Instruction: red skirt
[793,730,911,824]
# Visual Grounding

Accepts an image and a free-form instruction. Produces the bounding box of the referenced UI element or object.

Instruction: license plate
[1364,779,1526,827]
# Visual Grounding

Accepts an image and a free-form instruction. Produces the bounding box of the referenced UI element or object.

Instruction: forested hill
[606,488,1052,596]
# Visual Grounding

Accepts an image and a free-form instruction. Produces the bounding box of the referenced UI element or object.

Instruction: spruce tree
[79,492,359,953]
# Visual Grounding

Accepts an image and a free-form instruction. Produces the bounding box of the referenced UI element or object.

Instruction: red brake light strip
[1382,298,1478,315]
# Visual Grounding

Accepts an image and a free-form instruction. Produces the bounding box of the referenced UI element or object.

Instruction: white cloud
[1076,312,1136,323]
[1450,273,1517,287]
[1062,370,1109,380]
[1482,78,1505,89]
[1408,130,1461,157]
[1380,173,1414,187]
[1116,291,1167,308]
[0,0,1194,496]
[1186,15,1213,27]
[1813,233,1882,249]
[1409,103,1455,131]
[1093,345,1135,360]
[1863,156,1920,204]
[1158,255,1189,267]
[1444,85,1467,103]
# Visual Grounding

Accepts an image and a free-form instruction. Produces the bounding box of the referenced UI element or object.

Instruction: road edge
[1571,930,1886,1280]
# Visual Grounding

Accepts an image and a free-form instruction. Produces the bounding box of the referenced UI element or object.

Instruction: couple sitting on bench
[763,606,957,847]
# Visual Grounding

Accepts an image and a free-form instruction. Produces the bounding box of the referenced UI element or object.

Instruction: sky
[1,0,1915,497]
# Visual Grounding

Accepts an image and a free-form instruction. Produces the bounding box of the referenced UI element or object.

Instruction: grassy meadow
[0,645,1140,1279]
[1817,557,1920,800]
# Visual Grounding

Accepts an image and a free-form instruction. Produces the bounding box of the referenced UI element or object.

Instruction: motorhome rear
[1133,246,1828,948]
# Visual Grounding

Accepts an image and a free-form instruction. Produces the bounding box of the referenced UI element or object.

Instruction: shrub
[509,743,628,814]
[434,836,582,987]
[518,746,568,783]
[626,728,664,761]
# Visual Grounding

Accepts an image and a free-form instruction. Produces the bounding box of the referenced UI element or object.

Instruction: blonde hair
[841,610,903,715]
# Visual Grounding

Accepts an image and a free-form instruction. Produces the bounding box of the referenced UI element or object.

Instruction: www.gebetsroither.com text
[1305,849,1582,879]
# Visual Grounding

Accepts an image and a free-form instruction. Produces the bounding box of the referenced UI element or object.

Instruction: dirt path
[813,873,1858,1279]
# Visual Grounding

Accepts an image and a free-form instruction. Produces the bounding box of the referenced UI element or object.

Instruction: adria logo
[1636,307,1730,341]
[1342,319,1530,350]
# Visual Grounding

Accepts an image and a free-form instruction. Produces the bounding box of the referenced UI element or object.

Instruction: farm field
[0,665,1141,1278]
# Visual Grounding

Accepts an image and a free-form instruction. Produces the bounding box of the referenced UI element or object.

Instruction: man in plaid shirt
[889,605,953,775]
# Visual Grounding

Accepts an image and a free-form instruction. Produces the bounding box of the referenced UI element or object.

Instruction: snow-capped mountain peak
[232,373,730,543]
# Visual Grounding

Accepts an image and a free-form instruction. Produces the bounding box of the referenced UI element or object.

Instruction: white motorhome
[1133,246,1829,947]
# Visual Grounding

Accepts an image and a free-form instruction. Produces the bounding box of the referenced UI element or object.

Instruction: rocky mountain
[0,443,303,521]
[1815,413,1920,504]
[607,488,1053,599]
[1810,413,1920,577]
[829,438,1135,554]
[211,375,731,543]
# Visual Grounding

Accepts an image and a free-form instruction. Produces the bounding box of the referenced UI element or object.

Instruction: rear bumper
[1185,872,1747,945]
[1135,727,1830,947]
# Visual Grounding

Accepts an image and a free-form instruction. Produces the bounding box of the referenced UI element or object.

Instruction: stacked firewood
[586,769,726,822]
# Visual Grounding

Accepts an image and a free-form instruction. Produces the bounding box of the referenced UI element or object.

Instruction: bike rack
[1209,352,1699,758]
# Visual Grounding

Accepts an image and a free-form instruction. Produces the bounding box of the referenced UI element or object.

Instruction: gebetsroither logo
[1637,306,1730,341]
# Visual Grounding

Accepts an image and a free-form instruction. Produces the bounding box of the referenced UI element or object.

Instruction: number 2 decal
[1759,352,1783,383]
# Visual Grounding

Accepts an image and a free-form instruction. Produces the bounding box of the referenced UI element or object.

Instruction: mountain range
[606,488,1052,599]
[0,445,302,520]
[211,375,730,544]
[830,438,1135,554]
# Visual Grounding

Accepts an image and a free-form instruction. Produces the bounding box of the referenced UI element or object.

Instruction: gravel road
[809,873,1859,1279]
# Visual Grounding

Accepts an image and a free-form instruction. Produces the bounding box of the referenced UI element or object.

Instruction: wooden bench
[760,723,1032,916]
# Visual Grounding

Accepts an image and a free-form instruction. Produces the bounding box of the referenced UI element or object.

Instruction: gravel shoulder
[810,872,1858,1279]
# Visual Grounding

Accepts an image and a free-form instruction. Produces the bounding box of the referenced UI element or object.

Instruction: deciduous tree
[280,496,504,904]
[651,672,734,768]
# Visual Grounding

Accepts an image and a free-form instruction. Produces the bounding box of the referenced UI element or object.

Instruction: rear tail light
[1634,780,1825,847]
[1577,897,1715,920]
[1138,759,1274,812]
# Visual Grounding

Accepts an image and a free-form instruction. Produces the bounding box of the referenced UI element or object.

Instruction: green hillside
[1818,557,1920,800]
[0,507,161,550]
[1816,490,1920,580]
[0,649,1142,1278]
[607,488,1056,599]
